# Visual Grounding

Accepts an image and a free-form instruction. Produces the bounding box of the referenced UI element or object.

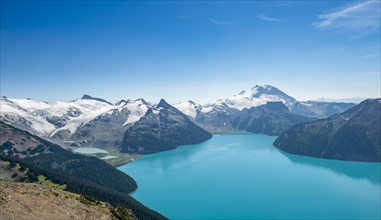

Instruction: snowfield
[0,85,356,138]
[172,85,298,117]
[0,96,152,137]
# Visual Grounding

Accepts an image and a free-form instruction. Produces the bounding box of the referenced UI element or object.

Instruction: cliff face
[273,99,381,162]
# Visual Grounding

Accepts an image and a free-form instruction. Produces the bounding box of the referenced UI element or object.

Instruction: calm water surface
[118,133,381,219]
[73,147,109,154]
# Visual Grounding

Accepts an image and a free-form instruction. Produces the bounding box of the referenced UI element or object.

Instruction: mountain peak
[224,84,298,111]
[249,84,275,95]
[251,84,270,90]
[136,98,149,105]
[81,94,112,105]
[251,84,273,91]
[248,85,295,100]
[157,99,171,108]
[117,99,128,105]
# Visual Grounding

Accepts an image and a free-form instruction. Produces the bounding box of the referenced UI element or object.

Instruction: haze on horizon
[1,1,380,104]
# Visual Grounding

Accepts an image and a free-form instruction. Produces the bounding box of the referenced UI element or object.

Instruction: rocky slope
[0,85,356,152]
[193,102,241,133]
[294,101,357,118]
[174,85,356,120]
[64,98,150,150]
[0,95,116,138]
[233,102,313,136]
[0,181,120,220]
[273,99,381,162]
[174,85,355,134]
[120,99,212,154]
[0,96,211,154]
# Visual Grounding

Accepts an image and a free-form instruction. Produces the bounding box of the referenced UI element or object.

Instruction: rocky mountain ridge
[1,96,212,154]
[273,99,381,162]
[0,85,357,154]
[174,85,356,133]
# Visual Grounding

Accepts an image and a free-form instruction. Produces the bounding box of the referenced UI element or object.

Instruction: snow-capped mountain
[120,99,212,154]
[174,85,298,117]
[173,85,298,119]
[0,95,212,152]
[172,100,202,118]
[224,85,297,110]
[51,97,155,149]
[171,85,356,133]
[296,101,357,118]
[0,95,151,138]
[0,96,114,137]
[173,85,356,120]
[0,85,357,152]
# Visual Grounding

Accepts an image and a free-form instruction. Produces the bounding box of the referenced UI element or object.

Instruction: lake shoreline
[119,133,381,219]
[71,146,141,167]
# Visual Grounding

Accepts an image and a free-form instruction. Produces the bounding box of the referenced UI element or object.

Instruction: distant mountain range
[0,95,211,154]
[174,85,356,133]
[274,99,381,162]
[0,85,358,154]
[174,85,356,119]
[312,97,368,103]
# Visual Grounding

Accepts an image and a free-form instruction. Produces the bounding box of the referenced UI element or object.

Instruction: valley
[119,133,381,219]
[0,85,380,219]
[0,85,357,156]
[2,1,380,219]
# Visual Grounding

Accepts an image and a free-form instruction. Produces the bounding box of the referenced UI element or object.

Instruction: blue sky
[1,1,380,103]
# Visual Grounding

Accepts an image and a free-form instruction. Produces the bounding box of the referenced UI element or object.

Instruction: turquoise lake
[73,147,109,154]
[118,133,381,219]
